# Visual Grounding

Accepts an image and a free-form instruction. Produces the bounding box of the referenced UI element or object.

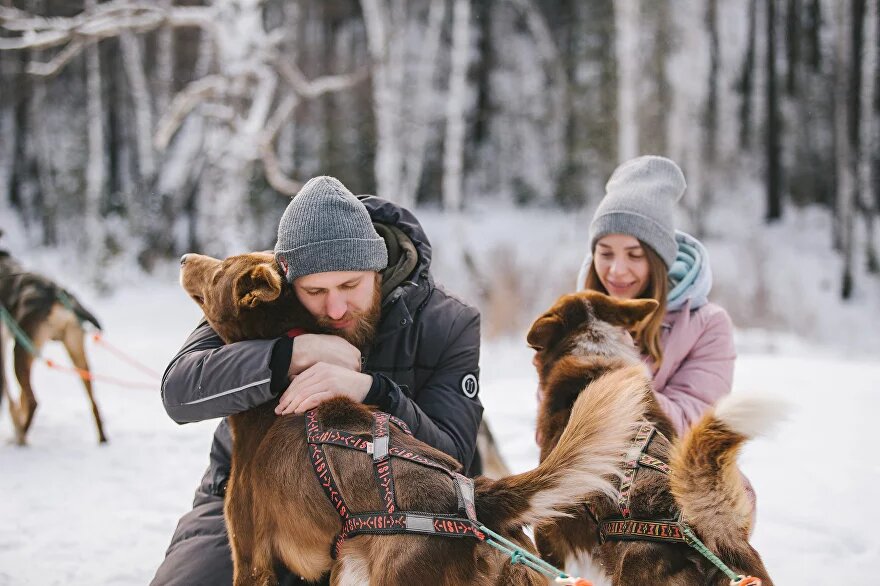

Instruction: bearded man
[152,176,483,585]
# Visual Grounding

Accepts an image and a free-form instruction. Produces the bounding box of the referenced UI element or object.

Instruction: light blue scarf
[666,231,712,311]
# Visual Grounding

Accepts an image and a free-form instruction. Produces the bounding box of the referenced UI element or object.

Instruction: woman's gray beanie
[589,155,687,268]
[274,176,388,282]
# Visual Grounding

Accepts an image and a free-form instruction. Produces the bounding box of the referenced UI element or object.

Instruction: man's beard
[314,278,382,352]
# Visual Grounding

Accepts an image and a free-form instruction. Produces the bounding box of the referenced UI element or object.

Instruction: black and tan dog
[179,251,649,586]
[530,291,776,586]
[0,247,106,445]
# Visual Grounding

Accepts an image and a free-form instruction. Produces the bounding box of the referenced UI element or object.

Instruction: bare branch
[0,2,212,71]
[26,38,88,77]
[154,75,226,150]
[275,60,370,100]
[259,95,301,196]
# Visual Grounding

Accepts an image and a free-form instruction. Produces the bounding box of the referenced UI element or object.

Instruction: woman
[575,155,735,435]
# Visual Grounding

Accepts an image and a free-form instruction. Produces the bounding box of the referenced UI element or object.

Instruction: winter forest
[2,2,880,585]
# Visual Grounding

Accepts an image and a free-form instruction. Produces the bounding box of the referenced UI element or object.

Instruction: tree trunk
[785,0,801,96]
[867,0,880,273]
[738,0,758,149]
[615,0,640,161]
[155,0,175,116]
[766,0,783,222]
[833,0,855,296]
[442,0,471,212]
[361,0,404,203]
[84,0,106,263]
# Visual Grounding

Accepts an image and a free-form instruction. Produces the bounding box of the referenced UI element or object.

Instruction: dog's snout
[180,254,189,265]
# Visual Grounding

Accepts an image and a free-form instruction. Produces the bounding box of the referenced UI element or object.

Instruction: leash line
[478,525,592,586]
[91,333,162,379]
[0,302,156,390]
[680,525,761,586]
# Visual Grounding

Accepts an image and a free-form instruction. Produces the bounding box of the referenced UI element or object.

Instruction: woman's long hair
[584,242,669,368]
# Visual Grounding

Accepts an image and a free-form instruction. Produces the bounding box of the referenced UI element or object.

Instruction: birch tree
[1,0,367,258]
[442,0,471,212]
[615,0,640,161]
[360,0,447,207]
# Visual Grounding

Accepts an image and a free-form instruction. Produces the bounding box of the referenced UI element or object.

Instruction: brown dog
[529,291,775,586]
[0,249,106,445]
[179,252,648,586]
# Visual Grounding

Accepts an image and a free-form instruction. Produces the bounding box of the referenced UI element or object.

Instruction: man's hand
[289,334,361,377]
[275,362,373,415]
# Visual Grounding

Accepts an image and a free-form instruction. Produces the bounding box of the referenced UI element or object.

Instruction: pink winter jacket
[644,298,736,436]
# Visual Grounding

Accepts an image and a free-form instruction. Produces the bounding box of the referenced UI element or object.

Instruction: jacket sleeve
[653,308,736,434]
[363,306,483,471]
[161,319,293,423]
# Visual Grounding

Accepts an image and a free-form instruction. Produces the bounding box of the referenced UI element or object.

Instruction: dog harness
[592,422,762,586]
[305,408,486,558]
[594,421,688,544]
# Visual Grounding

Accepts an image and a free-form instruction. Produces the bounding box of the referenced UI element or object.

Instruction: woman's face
[593,234,650,299]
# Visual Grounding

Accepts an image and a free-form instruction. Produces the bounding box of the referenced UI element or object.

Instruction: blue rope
[680,524,748,584]
[478,524,571,581]
[0,303,41,357]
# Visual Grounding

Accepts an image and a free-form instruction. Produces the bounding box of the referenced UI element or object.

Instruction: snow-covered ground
[1,279,878,585]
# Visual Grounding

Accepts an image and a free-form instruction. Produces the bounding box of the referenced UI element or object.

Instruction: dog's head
[179,252,313,343]
[527,290,658,375]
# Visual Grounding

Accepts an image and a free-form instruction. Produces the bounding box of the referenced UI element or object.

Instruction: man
[151,176,483,585]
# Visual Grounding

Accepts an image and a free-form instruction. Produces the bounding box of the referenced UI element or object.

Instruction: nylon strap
[305,408,485,558]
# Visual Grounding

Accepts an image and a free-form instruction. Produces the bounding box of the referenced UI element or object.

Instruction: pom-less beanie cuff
[275,237,388,281]
[590,211,678,268]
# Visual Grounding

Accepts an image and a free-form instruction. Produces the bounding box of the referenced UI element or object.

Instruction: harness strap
[305,408,485,559]
[600,517,687,544]
[617,422,655,517]
[371,412,396,514]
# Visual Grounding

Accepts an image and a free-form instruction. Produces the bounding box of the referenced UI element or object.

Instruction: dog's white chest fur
[566,553,613,586]
[335,553,371,585]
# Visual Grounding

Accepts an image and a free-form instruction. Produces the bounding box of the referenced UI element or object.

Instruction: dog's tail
[59,288,102,331]
[669,393,787,540]
[475,364,649,530]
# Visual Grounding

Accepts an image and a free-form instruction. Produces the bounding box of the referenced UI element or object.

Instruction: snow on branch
[154,75,227,150]
[275,60,370,100]
[0,2,210,77]
[258,61,371,195]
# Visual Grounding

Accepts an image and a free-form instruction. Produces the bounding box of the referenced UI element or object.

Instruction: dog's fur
[179,252,648,586]
[0,249,106,445]
[529,291,775,586]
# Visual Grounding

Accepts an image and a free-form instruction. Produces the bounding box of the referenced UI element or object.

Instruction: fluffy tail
[476,364,649,529]
[669,393,788,538]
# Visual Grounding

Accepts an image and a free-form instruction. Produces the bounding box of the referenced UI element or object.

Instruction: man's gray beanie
[589,155,687,268]
[274,176,388,281]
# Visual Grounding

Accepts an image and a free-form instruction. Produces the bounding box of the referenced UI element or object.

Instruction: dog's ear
[587,292,659,328]
[527,312,565,351]
[234,262,284,308]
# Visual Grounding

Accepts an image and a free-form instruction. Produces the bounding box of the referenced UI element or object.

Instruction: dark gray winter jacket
[160,196,484,501]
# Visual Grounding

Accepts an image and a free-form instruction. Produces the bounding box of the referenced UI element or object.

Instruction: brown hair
[584,242,668,368]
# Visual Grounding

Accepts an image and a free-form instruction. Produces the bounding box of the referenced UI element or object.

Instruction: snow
[1,195,879,584]
[0,276,878,584]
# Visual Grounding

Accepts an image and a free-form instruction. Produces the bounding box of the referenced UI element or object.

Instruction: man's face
[293,270,382,350]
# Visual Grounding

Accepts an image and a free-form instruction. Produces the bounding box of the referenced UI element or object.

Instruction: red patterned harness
[594,422,689,544]
[305,408,486,558]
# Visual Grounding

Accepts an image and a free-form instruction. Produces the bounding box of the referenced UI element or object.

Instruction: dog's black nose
[180,254,189,265]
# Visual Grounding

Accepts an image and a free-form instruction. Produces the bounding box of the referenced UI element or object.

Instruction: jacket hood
[359,195,433,308]
[575,230,712,311]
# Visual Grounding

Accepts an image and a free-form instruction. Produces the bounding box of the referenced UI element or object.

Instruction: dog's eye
[193,295,204,305]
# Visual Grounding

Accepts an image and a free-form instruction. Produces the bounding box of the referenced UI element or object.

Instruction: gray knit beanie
[274,176,388,282]
[589,155,686,268]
